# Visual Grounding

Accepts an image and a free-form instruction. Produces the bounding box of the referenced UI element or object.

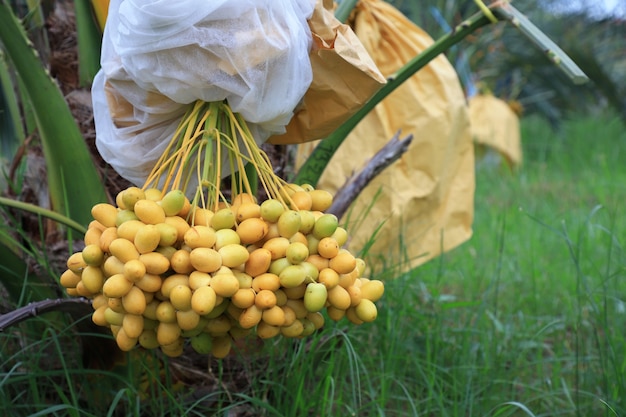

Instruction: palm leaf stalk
[495,5,588,85]
[74,0,103,85]
[0,297,91,331]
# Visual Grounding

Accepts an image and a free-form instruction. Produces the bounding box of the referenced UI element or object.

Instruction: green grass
[1,112,625,416]
[395,111,626,416]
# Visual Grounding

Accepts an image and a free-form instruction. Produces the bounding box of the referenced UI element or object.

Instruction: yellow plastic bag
[298,0,475,271]
[469,93,522,167]
[268,0,386,145]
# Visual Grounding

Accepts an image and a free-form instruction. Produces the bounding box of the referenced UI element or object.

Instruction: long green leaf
[0,49,24,160]
[0,3,107,227]
[74,0,103,86]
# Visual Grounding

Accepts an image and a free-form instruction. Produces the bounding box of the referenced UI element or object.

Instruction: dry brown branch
[328,130,414,219]
[0,297,92,332]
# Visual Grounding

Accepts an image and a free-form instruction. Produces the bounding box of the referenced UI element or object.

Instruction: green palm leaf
[0,3,107,227]
[0,50,24,154]
[74,0,103,86]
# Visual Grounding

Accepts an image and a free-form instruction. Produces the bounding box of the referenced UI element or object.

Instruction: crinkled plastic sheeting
[269,0,386,145]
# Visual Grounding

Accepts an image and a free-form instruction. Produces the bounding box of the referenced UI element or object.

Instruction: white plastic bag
[92,69,188,187]
[105,0,315,133]
[93,0,316,187]
[92,68,270,188]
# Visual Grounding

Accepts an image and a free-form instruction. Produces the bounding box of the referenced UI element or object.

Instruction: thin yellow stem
[226,114,253,196]
[228,110,294,207]
[140,99,294,213]
[168,110,202,191]
[214,128,222,211]
[143,102,201,190]
[173,110,210,190]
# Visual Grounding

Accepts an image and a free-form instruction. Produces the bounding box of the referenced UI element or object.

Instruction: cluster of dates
[61,185,384,358]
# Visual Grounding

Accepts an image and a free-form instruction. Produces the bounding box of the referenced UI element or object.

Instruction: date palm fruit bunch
[60,101,384,358]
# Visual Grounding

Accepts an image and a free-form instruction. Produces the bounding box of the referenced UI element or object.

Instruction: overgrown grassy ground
[1,112,625,416]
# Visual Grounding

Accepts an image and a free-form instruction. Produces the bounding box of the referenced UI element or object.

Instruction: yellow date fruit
[303,283,327,312]
[134,199,166,225]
